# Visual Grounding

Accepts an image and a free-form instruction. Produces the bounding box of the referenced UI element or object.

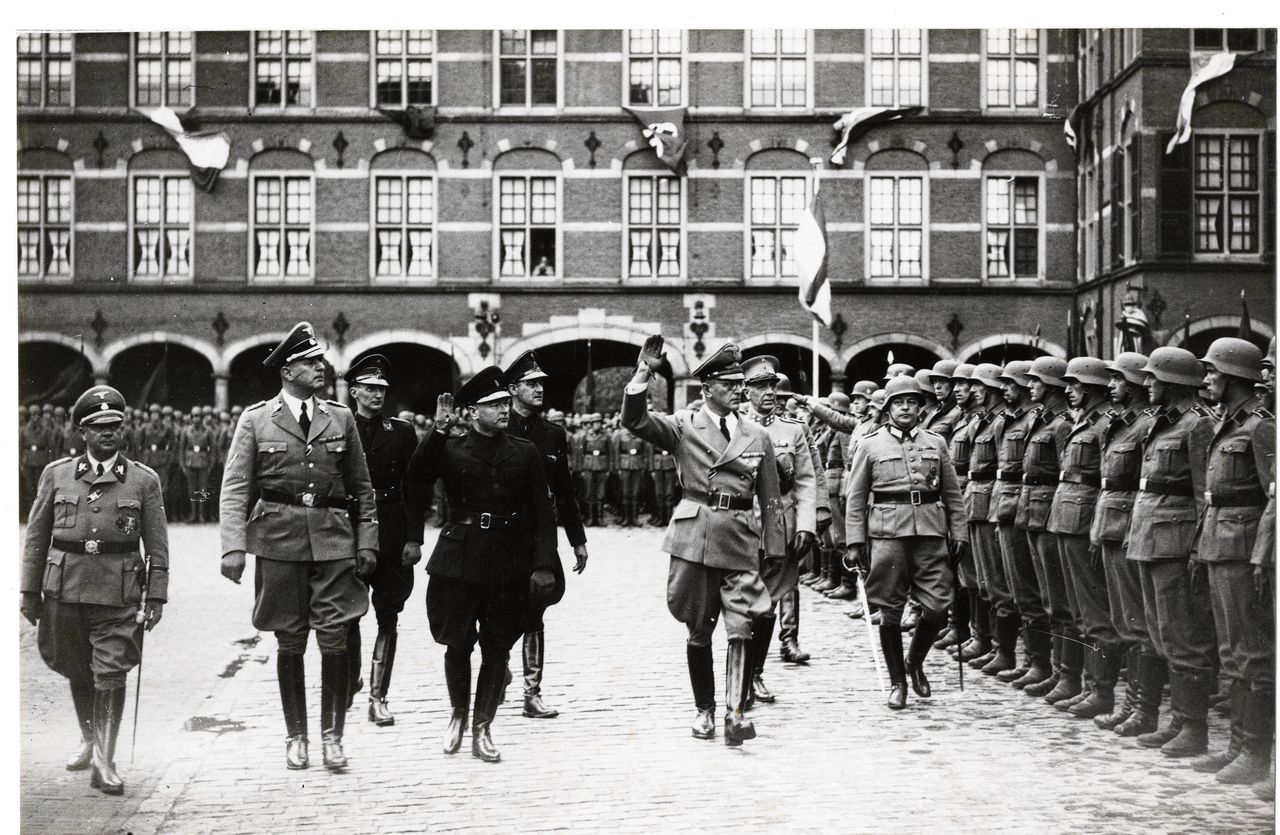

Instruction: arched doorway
[109,342,214,409]
[739,343,832,397]
[964,343,1049,367]
[19,342,93,406]
[844,343,944,386]
[347,343,459,417]
[534,339,672,414]
[1177,326,1270,358]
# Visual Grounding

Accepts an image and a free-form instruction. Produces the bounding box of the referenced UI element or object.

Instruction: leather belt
[1022,474,1060,486]
[967,469,996,482]
[260,489,350,509]
[448,511,519,530]
[1059,471,1101,487]
[683,488,754,511]
[374,486,401,502]
[996,468,1023,482]
[1138,478,1193,498]
[51,537,139,555]
[1100,476,1138,491]
[1205,489,1268,508]
[872,490,940,505]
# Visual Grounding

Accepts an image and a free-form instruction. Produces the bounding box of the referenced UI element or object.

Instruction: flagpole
[810,158,822,396]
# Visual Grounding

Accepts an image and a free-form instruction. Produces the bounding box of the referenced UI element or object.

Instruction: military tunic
[1019,398,1072,643]
[963,405,1011,613]
[577,431,611,503]
[989,406,1043,632]
[610,426,651,506]
[355,412,419,626]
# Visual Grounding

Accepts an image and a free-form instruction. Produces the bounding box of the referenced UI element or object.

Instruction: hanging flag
[624,106,688,175]
[1239,290,1253,340]
[830,106,922,166]
[1066,307,1077,357]
[795,188,831,327]
[379,105,437,141]
[1166,52,1237,154]
[23,356,91,406]
[143,106,232,193]
[1063,103,1082,153]
[136,347,170,408]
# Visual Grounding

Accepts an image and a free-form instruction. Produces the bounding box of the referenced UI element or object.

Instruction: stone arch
[864,147,929,171]
[19,331,105,374]
[980,140,1056,172]
[221,333,291,377]
[622,148,668,170]
[847,136,932,171]
[126,147,188,171]
[744,147,810,171]
[369,147,437,170]
[955,333,1067,363]
[18,146,74,171]
[838,332,954,370]
[340,329,472,377]
[1164,315,1274,349]
[738,332,840,369]
[506,323,690,378]
[1193,99,1268,129]
[247,146,317,170]
[492,146,563,171]
[102,331,221,373]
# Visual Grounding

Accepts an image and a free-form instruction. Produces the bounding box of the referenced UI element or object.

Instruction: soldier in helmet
[611,417,651,528]
[647,403,679,526]
[577,414,610,526]
[935,363,979,654]
[1191,338,1275,783]
[845,376,967,710]
[21,385,168,795]
[21,403,53,517]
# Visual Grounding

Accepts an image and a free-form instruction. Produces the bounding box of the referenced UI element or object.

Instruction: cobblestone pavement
[21,524,1275,834]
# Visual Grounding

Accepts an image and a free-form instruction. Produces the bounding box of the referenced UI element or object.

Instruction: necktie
[719,417,731,442]
[299,402,311,436]
[94,463,103,477]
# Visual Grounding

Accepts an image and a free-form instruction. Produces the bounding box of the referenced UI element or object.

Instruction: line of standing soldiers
[564,412,679,528]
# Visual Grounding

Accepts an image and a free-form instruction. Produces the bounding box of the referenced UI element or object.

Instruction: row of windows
[16,171,1052,284]
[1079,28,1263,101]
[17,28,1054,111]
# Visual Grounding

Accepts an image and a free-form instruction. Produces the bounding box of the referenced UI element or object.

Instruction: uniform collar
[77,453,126,482]
[887,424,918,442]
[747,406,776,426]
[1222,395,1262,426]
[279,389,317,424]
[702,405,739,436]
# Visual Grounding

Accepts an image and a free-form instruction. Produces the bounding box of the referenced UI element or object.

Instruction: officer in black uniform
[404,367,559,763]
[345,354,419,727]
[504,349,590,720]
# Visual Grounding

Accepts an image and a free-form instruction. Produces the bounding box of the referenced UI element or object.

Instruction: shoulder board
[244,400,268,412]
[325,399,350,410]
[780,415,805,426]
[919,427,943,439]
[1253,407,1275,420]
[132,460,159,477]
[1191,405,1215,417]
[45,456,73,469]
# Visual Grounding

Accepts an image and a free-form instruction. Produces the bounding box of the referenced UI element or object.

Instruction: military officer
[845,375,968,710]
[219,322,379,772]
[1192,338,1275,783]
[1127,347,1216,759]
[21,385,168,795]
[503,350,590,720]
[622,337,784,746]
[611,420,651,527]
[403,367,559,763]
[577,414,611,526]
[343,354,419,727]
[179,408,216,523]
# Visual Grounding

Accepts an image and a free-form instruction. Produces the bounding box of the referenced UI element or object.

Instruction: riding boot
[1193,679,1247,772]
[899,599,922,631]
[87,688,126,795]
[880,623,908,710]
[687,643,716,739]
[1117,653,1166,737]
[801,548,825,586]
[981,614,1019,675]
[1218,685,1274,784]
[906,611,946,698]
[813,550,838,593]
[997,622,1031,682]
[472,660,506,762]
[278,653,309,769]
[1160,672,1211,758]
[959,593,992,661]
[442,649,471,754]
[828,572,858,600]
[66,679,95,771]
[1070,644,1120,718]
[522,631,559,718]
[320,652,350,770]
[969,606,1003,667]
[367,632,397,727]
[1044,635,1084,704]
[779,589,810,663]
[723,640,757,746]
[749,613,777,708]
[1010,627,1053,690]
[345,621,363,711]
[1096,646,1140,730]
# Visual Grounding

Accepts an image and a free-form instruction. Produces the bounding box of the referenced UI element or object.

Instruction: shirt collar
[86,451,119,475]
[279,389,316,424]
[747,406,775,426]
[888,424,918,442]
[703,405,739,435]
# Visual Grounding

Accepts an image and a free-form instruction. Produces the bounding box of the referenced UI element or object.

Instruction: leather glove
[221,550,247,584]
[638,334,666,374]
[1188,560,1207,595]
[434,393,458,432]
[1089,544,1103,572]
[355,548,378,580]
[948,540,970,568]
[143,601,164,632]
[572,545,589,574]
[19,591,41,626]
[815,510,832,536]
[1254,566,1272,603]
[402,542,422,567]
[792,531,815,558]
[843,544,868,575]
[529,569,556,602]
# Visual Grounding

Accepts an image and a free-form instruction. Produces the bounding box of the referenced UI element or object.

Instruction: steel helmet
[951,363,976,381]
[827,391,852,413]
[884,362,915,381]
[1263,337,1276,371]
[883,375,927,406]
[1026,356,1069,388]
[1142,347,1204,387]
[998,360,1034,388]
[970,363,1004,390]
[927,359,960,381]
[851,380,878,399]
[1061,357,1111,388]
[1201,337,1264,383]
[775,372,794,397]
[914,369,935,389]
[1105,352,1149,386]
[869,389,887,408]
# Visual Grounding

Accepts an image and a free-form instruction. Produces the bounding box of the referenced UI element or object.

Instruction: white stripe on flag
[145,106,231,170]
[796,193,831,327]
[1166,52,1236,154]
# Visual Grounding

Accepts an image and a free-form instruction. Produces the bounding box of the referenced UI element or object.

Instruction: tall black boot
[723,639,757,746]
[880,622,908,709]
[1097,646,1141,731]
[1161,672,1211,758]
[368,632,397,727]
[906,611,946,697]
[1218,685,1275,784]
[89,687,126,795]
[1070,643,1121,718]
[1011,627,1054,690]
[473,660,507,762]
[67,679,95,771]
[687,643,715,739]
[959,593,993,661]
[346,621,364,711]
[981,614,1019,675]
[749,613,777,707]
[1025,633,1062,697]
[278,653,309,769]
[779,589,810,663]
[442,648,471,754]
[522,631,559,718]
[1117,653,1166,737]
[1193,679,1247,772]
[320,652,350,771]
[1045,634,1084,704]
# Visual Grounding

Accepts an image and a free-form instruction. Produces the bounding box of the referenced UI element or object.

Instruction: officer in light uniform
[21,385,168,796]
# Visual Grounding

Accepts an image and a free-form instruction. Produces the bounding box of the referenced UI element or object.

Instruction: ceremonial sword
[131,547,150,763]
[853,566,886,693]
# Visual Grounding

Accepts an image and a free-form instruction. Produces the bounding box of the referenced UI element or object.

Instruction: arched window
[250,149,316,282]
[370,149,437,282]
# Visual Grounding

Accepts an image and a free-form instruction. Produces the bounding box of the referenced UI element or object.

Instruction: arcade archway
[533,339,672,414]
[844,343,945,386]
[963,343,1050,367]
[346,343,459,417]
[739,343,833,397]
[109,342,214,409]
[19,342,92,406]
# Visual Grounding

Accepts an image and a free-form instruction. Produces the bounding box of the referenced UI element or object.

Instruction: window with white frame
[627,175,681,278]
[985,175,1040,279]
[869,29,923,107]
[628,29,682,106]
[373,176,434,278]
[498,176,557,277]
[1193,134,1261,256]
[499,30,558,107]
[254,30,313,108]
[132,175,192,279]
[868,176,924,280]
[18,32,72,107]
[374,30,434,107]
[985,28,1040,109]
[135,32,193,107]
[749,176,805,278]
[1192,28,1261,53]
[253,176,312,278]
[749,29,807,108]
[17,174,72,279]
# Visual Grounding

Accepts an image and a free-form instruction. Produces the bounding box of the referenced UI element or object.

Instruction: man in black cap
[344,354,419,727]
[21,385,168,795]
[404,367,559,763]
[503,349,589,720]
[621,336,785,747]
[219,322,378,772]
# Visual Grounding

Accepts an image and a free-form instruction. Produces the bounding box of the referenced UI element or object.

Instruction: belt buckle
[1139,477,1149,491]
[301,492,316,508]
[909,490,922,506]
[480,512,492,530]
[84,539,100,555]
[716,493,731,510]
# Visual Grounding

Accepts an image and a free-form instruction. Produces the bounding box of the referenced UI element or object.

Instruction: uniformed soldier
[845,375,967,710]
[179,408,216,523]
[611,421,651,527]
[622,337,784,746]
[648,410,679,526]
[219,322,379,772]
[1249,340,1275,803]
[577,414,610,526]
[1192,338,1275,783]
[20,385,168,795]
[915,369,940,419]
[801,395,836,589]
[1127,347,1216,758]
[21,403,53,516]
[139,406,174,521]
[403,367,559,763]
[504,350,590,720]
[741,357,827,697]
[344,354,419,727]
[936,363,978,653]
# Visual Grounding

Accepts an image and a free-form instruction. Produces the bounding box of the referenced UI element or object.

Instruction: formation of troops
[19,319,1276,802]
